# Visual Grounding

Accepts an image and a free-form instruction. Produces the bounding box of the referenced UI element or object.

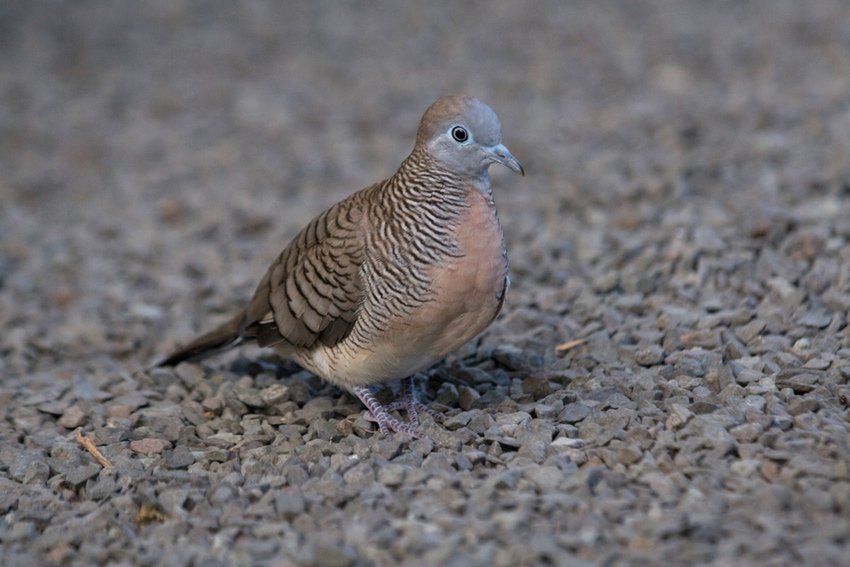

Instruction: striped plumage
[158,95,524,436]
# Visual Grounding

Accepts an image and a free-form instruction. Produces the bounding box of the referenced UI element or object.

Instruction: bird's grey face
[417,96,524,178]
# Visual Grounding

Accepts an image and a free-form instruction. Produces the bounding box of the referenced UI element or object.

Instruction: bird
[157,95,524,437]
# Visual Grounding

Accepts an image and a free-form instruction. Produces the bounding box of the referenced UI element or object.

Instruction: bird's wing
[242,190,370,349]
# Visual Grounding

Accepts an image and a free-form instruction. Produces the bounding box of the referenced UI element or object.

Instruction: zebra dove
[158,95,524,436]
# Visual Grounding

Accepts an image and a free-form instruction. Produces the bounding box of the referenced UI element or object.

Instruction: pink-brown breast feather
[420,182,507,355]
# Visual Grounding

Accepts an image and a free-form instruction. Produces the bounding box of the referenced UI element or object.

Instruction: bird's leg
[383,376,441,426]
[393,376,443,426]
[352,385,420,438]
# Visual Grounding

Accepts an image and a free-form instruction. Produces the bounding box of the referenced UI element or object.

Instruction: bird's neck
[367,149,471,261]
[389,148,469,203]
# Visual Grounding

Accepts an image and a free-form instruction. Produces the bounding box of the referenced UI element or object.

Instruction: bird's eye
[451,126,469,143]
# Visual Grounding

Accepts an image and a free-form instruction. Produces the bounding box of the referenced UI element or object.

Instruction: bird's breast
[418,182,508,352]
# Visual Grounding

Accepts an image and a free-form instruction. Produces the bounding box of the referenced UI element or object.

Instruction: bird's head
[415,95,524,178]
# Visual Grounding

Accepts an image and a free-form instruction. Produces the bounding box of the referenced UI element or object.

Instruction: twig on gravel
[75,428,113,468]
[554,338,587,356]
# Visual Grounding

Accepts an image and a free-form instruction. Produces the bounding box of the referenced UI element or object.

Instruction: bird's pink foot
[352,385,421,438]
[392,376,441,427]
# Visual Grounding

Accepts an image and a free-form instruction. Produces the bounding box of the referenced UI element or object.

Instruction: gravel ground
[2,1,850,565]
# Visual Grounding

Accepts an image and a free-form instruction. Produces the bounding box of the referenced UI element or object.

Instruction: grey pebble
[787,398,821,416]
[58,406,87,429]
[735,319,767,344]
[796,310,833,329]
[85,476,118,500]
[63,465,101,486]
[305,539,356,567]
[442,411,474,430]
[533,403,558,419]
[458,385,481,410]
[521,374,552,398]
[434,382,460,406]
[559,403,591,424]
[10,452,50,485]
[376,463,408,486]
[275,488,305,517]
[517,439,548,462]
[165,445,196,469]
[775,371,821,394]
[634,344,664,366]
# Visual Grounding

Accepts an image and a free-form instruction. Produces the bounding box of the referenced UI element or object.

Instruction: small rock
[58,406,87,429]
[496,411,531,427]
[730,423,763,443]
[377,463,407,486]
[723,337,749,360]
[796,309,833,329]
[130,438,171,455]
[522,375,552,399]
[559,403,591,424]
[550,437,584,450]
[210,482,237,505]
[634,345,664,366]
[36,399,70,416]
[201,397,222,412]
[260,384,289,406]
[743,395,766,413]
[665,403,694,429]
[616,445,643,465]
[642,472,679,501]
[679,329,721,349]
[422,452,453,473]
[443,411,474,430]
[791,338,811,355]
[775,371,820,394]
[11,453,50,485]
[299,397,335,420]
[86,476,118,500]
[493,344,539,371]
[174,363,204,387]
[456,366,497,384]
[735,319,766,344]
[164,445,195,469]
[275,488,305,517]
[234,387,266,408]
[308,540,356,567]
[533,403,557,419]
[767,277,801,303]
[467,412,494,434]
[593,271,619,293]
[773,415,794,431]
[106,404,133,419]
[517,440,547,462]
[434,382,459,406]
[458,386,481,411]
[734,368,763,386]
[64,465,101,486]
[524,466,562,490]
[802,357,830,370]
[760,460,781,481]
[788,398,821,416]
[689,401,720,414]
[731,459,760,477]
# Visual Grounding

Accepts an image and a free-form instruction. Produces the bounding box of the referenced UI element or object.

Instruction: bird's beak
[489,144,525,176]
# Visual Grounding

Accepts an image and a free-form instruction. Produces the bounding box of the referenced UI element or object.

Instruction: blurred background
[1,0,849,367]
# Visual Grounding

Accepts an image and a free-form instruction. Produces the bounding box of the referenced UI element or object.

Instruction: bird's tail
[157,312,245,367]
